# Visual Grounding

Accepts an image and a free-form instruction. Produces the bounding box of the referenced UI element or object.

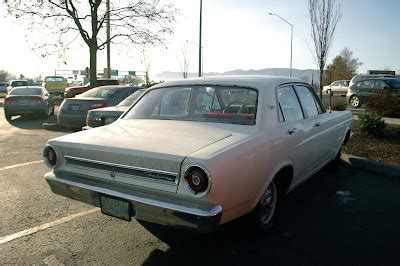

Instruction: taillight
[5,98,15,103]
[90,102,107,109]
[32,97,44,103]
[184,166,211,197]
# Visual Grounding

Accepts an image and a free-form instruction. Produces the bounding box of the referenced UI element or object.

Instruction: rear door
[277,85,319,184]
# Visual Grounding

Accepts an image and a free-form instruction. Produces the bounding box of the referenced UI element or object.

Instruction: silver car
[4,86,54,121]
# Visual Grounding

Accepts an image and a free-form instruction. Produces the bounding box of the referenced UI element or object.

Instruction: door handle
[287,128,297,135]
[314,122,322,127]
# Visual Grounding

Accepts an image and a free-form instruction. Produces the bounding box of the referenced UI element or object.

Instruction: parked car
[42,76,69,97]
[58,85,138,129]
[322,80,350,95]
[64,79,119,98]
[43,76,353,233]
[4,86,54,121]
[84,88,145,129]
[346,77,400,108]
[6,80,29,93]
[0,82,7,93]
[349,74,397,87]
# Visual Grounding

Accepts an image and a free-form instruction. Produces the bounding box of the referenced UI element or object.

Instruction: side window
[374,80,386,90]
[332,81,339,86]
[359,80,374,89]
[295,85,322,117]
[277,86,304,122]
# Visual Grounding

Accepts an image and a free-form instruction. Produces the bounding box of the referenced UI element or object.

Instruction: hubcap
[259,182,277,224]
[351,96,359,107]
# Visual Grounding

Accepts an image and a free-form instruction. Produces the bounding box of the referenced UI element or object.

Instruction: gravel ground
[343,123,400,166]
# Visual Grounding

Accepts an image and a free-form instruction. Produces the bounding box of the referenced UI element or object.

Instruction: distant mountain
[154,68,320,84]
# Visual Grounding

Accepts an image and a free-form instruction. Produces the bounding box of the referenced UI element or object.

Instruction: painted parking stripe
[0,208,98,245]
[0,160,43,171]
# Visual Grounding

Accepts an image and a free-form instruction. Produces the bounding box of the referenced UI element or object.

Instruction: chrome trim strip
[64,156,179,184]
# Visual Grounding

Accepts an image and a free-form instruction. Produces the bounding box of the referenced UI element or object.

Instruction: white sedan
[43,76,353,233]
[323,80,350,95]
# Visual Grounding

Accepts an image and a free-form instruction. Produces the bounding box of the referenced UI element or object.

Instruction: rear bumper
[45,172,223,233]
[5,105,46,115]
[58,112,87,128]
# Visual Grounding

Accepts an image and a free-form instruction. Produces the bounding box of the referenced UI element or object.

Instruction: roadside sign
[128,71,136,76]
[111,69,119,76]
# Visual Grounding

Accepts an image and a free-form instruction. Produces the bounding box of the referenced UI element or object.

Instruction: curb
[341,153,400,178]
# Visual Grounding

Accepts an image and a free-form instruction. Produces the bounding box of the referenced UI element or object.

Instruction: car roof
[10,86,44,90]
[150,75,304,90]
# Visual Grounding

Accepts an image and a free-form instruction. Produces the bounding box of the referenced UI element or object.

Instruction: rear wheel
[350,95,361,108]
[252,180,278,231]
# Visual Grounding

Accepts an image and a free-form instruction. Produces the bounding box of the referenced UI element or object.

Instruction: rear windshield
[124,85,258,125]
[45,76,66,83]
[10,80,28,87]
[10,87,42,95]
[78,86,118,98]
[118,89,145,106]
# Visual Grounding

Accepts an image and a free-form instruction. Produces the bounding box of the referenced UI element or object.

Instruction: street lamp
[268,12,293,77]
[198,0,203,77]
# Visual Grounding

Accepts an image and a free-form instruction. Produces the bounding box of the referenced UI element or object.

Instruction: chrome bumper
[45,172,222,233]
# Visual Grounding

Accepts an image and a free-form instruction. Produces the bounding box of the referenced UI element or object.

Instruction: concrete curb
[341,153,400,178]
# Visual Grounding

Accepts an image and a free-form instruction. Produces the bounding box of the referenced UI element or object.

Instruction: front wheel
[350,95,361,108]
[252,180,278,231]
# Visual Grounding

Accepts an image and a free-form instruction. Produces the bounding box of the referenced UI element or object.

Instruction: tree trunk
[89,44,97,88]
[319,68,324,100]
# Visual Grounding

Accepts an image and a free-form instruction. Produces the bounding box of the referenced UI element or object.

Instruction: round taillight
[44,146,57,168]
[184,167,210,196]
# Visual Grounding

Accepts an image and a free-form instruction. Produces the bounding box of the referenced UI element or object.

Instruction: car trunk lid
[51,120,233,193]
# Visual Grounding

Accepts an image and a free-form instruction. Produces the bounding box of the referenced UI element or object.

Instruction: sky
[0,0,399,79]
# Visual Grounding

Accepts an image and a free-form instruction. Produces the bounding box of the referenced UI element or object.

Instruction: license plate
[19,100,28,105]
[100,195,132,221]
[70,104,80,111]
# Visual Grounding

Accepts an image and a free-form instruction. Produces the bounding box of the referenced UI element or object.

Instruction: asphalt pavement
[1,107,400,265]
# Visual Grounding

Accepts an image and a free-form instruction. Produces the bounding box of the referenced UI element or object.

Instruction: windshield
[124,85,258,125]
[118,89,145,106]
[10,87,42,95]
[78,86,118,98]
[386,79,400,90]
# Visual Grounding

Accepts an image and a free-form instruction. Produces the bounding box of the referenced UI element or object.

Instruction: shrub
[367,90,400,117]
[359,112,386,136]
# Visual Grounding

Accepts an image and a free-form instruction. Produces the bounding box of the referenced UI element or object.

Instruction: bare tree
[308,0,341,99]
[4,0,177,88]
[177,42,191,79]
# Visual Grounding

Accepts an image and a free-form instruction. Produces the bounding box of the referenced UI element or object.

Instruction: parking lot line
[0,160,43,171]
[0,208,98,245]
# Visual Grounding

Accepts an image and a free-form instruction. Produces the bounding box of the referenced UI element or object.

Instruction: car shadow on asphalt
[139,166,400,266]
[7,114,69,132]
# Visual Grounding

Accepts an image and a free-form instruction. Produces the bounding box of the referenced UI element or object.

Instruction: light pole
[199,0,203,77]
[268,12,293,77]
